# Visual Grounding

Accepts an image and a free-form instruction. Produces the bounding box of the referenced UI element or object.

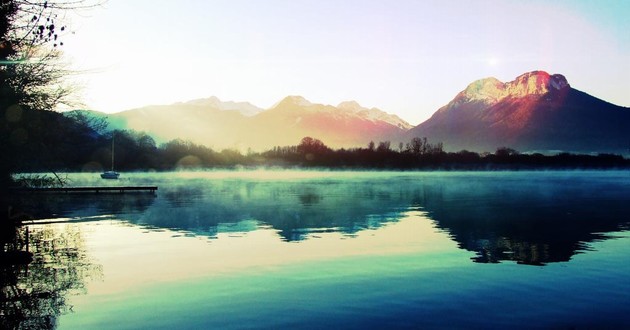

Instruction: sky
[61,0,630,125]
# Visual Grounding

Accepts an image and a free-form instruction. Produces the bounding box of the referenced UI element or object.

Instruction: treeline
[262,138,629,170]
[102,135,630,170]
[7,109,630,174]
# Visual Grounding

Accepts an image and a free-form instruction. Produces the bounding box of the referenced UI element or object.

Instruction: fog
[15,170,630,265]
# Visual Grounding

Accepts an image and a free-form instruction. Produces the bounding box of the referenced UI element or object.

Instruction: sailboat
[101,135,120,179]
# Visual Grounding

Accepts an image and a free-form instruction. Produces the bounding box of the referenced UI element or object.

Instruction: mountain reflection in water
[3,171,629,329]
[18,171,630,265]
[422,174,630,265]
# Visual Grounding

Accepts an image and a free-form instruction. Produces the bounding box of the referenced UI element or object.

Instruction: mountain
[248,96,411,149]
[73,96,412,151]
[181,96,263,116]
[337,101,413,130]
[109,99,252,149]
[407,71,630,153]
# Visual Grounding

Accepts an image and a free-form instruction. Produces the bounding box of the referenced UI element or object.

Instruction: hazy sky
[62,0,629,125]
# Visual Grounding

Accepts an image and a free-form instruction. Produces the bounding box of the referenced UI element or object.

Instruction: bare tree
[2,0,103,110]
[1,0,103,187]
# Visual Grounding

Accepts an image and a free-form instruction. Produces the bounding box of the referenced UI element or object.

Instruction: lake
[4,170,630,329]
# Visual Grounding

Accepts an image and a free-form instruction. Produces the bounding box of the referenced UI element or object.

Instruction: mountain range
[72,95,412,151]
[68,71,630,154]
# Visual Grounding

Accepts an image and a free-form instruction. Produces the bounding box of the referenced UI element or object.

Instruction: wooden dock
[10,186,158,194]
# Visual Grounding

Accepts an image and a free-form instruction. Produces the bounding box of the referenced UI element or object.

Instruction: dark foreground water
[4,171,630,329]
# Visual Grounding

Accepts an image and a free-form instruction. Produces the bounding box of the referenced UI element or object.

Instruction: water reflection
[4,171,629,329]
[421,173,630,265]
[0,224,102,329]
[10,171,630,265]
[134,172,629,264]
[140,179,411,241]
[11,192,156,222]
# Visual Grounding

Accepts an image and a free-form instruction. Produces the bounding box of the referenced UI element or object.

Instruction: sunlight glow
[57,212,456,295]
[487,57,499,66]
[62,1,630,124]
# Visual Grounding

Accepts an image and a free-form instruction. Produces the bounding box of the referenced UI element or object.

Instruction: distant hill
[406,71,630,154]
[249,96,412,149]
[68,96,412,151]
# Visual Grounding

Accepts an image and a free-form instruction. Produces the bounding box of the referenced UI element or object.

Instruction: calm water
[4,171,630,329]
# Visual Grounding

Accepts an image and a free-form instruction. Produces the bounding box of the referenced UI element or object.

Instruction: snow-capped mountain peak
[338,100,413,130]
[462,77,506,103]
[461,71,570,105]
[273,95,314,108]
[337,100,364,113]
[182,96,263,116]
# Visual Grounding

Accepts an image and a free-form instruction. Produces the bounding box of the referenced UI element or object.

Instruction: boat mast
[111,134,115,171]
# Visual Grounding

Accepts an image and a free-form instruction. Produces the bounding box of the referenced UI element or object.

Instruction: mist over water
[6,170,630,328]
[25,170,629,263]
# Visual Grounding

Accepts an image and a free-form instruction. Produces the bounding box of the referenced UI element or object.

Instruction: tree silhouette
[376,141,391,152]
[1,0,102,192]
[297,137,331,163]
